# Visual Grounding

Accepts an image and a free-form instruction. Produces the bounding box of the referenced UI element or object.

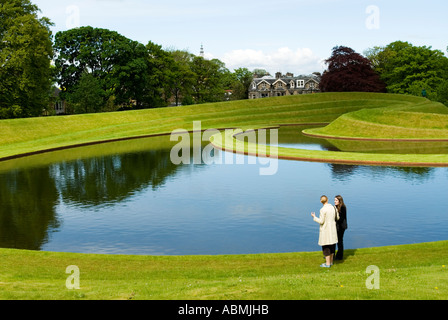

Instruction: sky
[33,0,448,75]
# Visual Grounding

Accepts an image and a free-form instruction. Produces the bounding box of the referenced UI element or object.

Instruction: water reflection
[0,167,59,249]
[250,125,448,154]
[236,125,339,152]
[53,150,180,207]
[0,137,186,250]
[0,131,447,254]
[327,163,435,183]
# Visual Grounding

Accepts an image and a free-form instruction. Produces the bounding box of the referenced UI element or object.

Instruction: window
[297,80,305,88]
[290,81,295,88]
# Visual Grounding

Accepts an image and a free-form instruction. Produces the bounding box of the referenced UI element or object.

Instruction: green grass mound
[1,92,448,166]
[0,92,386,160]
[303,99,448,140]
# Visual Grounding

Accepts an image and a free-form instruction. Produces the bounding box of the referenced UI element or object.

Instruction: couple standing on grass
[311,195,348,268]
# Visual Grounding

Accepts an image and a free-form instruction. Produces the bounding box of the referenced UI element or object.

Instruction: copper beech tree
[320,46,386,93]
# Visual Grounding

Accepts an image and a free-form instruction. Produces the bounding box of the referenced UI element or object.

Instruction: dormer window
[290,81,295,88]
[297,80,305,88]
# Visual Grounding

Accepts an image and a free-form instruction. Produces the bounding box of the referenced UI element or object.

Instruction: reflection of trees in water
[1,138,441,252]
[327,163,435,182]
[53,149,181,206]
[327,164,358,181]
[0,167,59,250]
[0,148,183,250]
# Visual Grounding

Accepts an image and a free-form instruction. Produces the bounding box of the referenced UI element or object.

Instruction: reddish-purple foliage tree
[320,46,386,92]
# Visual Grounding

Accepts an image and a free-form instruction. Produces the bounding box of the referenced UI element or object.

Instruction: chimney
[275,72,282,79]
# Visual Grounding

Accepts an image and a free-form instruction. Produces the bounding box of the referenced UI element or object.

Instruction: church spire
[200,43,204,58]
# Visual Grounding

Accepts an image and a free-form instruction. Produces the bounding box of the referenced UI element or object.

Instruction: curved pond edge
[0,127,240,163]
[302,130,448,142]
[210,124,448,168]
[1,122,448,168]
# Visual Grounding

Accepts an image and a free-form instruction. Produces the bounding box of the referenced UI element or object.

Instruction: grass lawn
[1,92,447,301]
[1,92,447,166]
[303,103,448,140]
[0,241,446,300]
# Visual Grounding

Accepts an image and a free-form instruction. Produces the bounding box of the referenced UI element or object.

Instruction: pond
[0,125,447,255]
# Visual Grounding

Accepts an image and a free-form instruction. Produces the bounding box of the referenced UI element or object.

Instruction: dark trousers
[336,228,345,259]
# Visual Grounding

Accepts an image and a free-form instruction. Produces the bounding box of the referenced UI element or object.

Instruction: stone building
[248,72,320,99]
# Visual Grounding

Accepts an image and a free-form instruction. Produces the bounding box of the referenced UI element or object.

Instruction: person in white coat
[311,195,339,268]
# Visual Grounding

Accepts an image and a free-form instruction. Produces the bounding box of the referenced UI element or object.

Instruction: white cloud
[221,47,326,75]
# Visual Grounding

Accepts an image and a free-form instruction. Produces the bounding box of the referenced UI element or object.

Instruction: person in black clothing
[334,195,347,260]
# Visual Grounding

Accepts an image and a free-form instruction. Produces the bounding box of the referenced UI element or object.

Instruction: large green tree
[0,0,53,118]
[365,41,448,102]
[190,57,229,103]
[229,68,254,100]
[69,72,105,114]
[112,40,149,108]
[54,27,148,111]
[167,50,195,106]
[145,41,176,108]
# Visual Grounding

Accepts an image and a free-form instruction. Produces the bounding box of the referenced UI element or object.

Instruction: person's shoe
[320,263,331,268]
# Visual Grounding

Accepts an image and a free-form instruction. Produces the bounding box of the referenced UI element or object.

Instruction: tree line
[0,0,254,119]
[54,27,255,114]
[0,0,53,119]
[2,1,447,120]
[320,43,448,107]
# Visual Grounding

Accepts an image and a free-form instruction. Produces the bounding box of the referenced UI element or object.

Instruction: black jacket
[336,205,348,230]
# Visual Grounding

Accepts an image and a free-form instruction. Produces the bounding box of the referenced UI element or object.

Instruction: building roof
[252,74,320,82]
[249,73,320,92]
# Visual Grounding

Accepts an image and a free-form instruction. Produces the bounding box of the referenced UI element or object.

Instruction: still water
[0,126,447,255]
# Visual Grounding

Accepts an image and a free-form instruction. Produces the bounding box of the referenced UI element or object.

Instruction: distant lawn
[0,241,446,300]
[1,92,447,167]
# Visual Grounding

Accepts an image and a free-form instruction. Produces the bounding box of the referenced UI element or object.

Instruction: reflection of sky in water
[0,132,447,256]
[277,142,327,151]
[43,151,448,255]
[236,126,337,152]
[252,126,448,154]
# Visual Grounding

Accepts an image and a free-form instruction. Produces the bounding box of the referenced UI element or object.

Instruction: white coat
[313,203,339,246]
